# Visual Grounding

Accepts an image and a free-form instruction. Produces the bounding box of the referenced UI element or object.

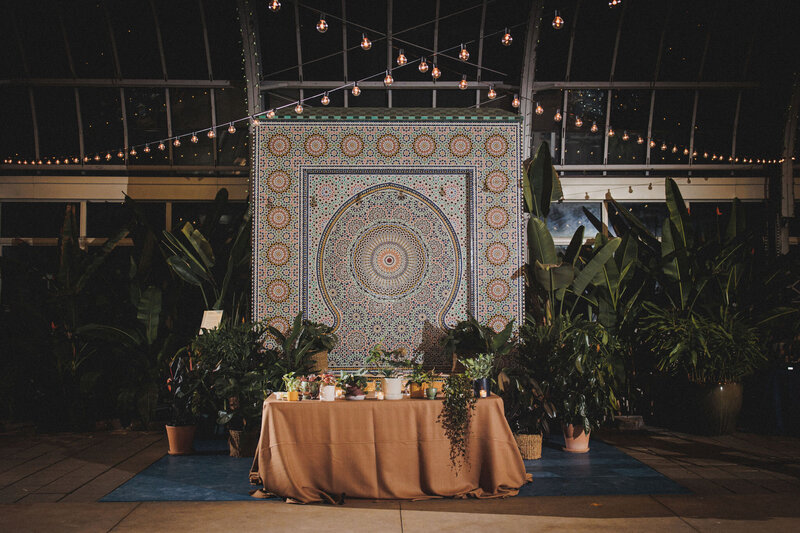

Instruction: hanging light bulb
[649,140,656,148]
[384,70,394,86]
[158,142,166,151]
[130,147,137,156]
[349,82,360,96]
[608,127,615,137]
[396,49,407,66]
[174,138,181,147]
[73,157,79,163]
[487,85,497,99]
[143,145,151,153]
[554,109,562,122]
[712,154,717,160]
[637,136,644,144]
[228,123,236,134]
[190,133,199,144]
[609,0,622,6]
[431,64,441,79]
[117,150,124,158]
[360,33,372,51]
[535,102,544,115]
[661,142,667,151]
[316,14,328,33]
[552,10,565,30]
[692,150,698,157]
[459,44,469,61]
[512,94,520,108]
[207,129,215,139]
[295,102,304,114]
[94,154,101,161]
[671,145,678,153]
[575,117,583,127]
[268,0,280,12]
[703,152,708,158]
[501,28,512,46]
[458,75,468,90]
[418,57,429,73]
[321,92,330,105]
[105,153,112,160]
[682,148,689,155]
[266,109,276,119]
[590,121,599,133]
[622,130,629,141]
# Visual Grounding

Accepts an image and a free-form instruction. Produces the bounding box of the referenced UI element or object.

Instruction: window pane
[569,1,619,81]
[736,88,790,161]
[203,0,245,80]
[109,2,163,78]
[0,88,34,159]
[0,246,58,306]
[63,0,116,78]
[33,87,80,159]
[702,1,750,81]
[215,88,248,166]
[1,202,79,238]
[651,91,692,164]
[80,88,123,158]
[299,3,344,82]
[613,202,667,238]
[87,201,165,237]
[156,1,209,79]
[547,202,601,239]
[564,89,606,165]
[126,88,169,165]
[170,89,213,165]
[693,91,738,160]
[615,2,669,81]
[17,4,70,78]
[607,90,649,165]
[690,202,733,243]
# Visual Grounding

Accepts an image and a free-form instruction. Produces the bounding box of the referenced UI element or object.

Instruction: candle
[479,389,487,398]
[376,391,385,400]
[335,388,344,399]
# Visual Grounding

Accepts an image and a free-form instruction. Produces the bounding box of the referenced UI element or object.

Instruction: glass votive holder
[479,389,488,398]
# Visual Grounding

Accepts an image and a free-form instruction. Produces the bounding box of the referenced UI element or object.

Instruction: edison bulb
[512,94,520,108]
[228,123,236,134]
[321,93,330,105]
[608,127,615,137]
[316,15,328,33]
[672,145,678,153]
[130,148,137,156]
[458,75,468,90]
[117,150,124,158]
[266,109,276,119]
[268,0,280,12]
[459,44,469,61]
[352,83,361,96]
[295,103,303,114]
[590,121,598,133]
[554,109,562,122]
[158,142,166,151]
[637,136,644,144]
[661,142,667,151]
[360,33,372,50]
[431,65,441,79]
[649,140,656,148]
[396,49,407,66]
[143,145,151,153]
[418,57,429,73]
[622,130,629,141]
[535,102,544,115]
[190,134,198,144]
[552,10,564,29]
[683,148,689,155]
[207,129,215,139]
[174,139,181,147]
[575,117,583,127]
[487,85,497,99]
[384,71,394,85]
[501,28,512,46]
[106,153,113,160]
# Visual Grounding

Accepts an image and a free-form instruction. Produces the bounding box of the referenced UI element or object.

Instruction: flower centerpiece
[338,371,368,400]
[367,344,412,400]
[282,372,301,401]
[300,374,321,400]
[318,373,337,401]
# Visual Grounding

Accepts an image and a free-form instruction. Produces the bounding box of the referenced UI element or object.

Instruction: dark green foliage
[266,312,339,376]
[437,373,477,472]
[443,314,515,361]
[497,368,556,435]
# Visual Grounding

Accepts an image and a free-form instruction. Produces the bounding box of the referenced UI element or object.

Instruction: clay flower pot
[165,424,196,455]
[562,424,590,453]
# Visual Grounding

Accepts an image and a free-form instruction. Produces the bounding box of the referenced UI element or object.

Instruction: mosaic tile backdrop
[253,109,523,368]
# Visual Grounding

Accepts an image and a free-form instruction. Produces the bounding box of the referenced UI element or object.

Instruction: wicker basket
[514,433,543,460]
[228,429,260,458]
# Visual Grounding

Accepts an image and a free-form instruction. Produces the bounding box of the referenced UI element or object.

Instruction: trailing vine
[437,373,477,473]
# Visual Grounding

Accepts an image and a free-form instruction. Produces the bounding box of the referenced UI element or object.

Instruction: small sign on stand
[198,310,224,334]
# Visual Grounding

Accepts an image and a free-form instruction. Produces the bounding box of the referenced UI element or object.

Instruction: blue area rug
[101,437,687,502]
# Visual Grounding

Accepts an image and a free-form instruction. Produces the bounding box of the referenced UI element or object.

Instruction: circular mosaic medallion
[377,134,400,156]
[266,280,290,302]
[267,206,291,229]
[485,135,509,157]
[487,278,510,301]
[487,314,510,333]
[304,134,328,157]
[267,316,290,335]
[449,135,473,157]
[486,242,510,265]
[268,134,291,156]
[485,206,509,229]
[352,224,427,298]
[316,183,335,201]
[485,170,508,193]
[267,243,290,265]
[413,135,436,157]
[341,134,364,157]
[267,170,290,193]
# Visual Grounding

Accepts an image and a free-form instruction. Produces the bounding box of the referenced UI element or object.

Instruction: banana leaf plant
[266,312,340,377]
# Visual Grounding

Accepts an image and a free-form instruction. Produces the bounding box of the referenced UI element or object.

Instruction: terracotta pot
[562,424,590,453]
[409,382,427,398]
[228,429,259,458]
[693,382,743,435]
[165,424,196,455]
[286,391,299,401]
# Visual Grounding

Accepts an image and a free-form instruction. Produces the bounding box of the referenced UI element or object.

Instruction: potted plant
[498,369,556,460]
[437,373,477,472]
[283,372,301,401]
[319,373,337,401]
[462,353,495,397]
[407,364,431,398]
[266,313,339,377]
[164,353,200,455]
[339,371,368,400]
[300,374,321,400]
[443,315,516,372]
[367,344,411,400]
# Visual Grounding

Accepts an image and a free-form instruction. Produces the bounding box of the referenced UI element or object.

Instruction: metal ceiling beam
[528,81,759,90]
[237,0,263,117]
[293,1,304,103]
[387,0,393,108]
[341,0,349,107]
[518,1,544,159]
[259,80,518,90]
[475,0,488,107]
[432,0,440,108]
[0,78,236,88]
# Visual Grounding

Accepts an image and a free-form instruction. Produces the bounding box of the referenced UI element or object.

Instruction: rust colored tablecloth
[249,394,531,503]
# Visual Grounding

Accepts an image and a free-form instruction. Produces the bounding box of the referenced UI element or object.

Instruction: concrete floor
[0,428,799,532]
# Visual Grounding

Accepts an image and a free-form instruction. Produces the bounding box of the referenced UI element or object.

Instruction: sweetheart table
[249,394,531,503]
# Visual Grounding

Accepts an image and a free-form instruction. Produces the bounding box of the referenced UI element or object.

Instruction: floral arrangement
[318,373,337,387]
[367,344,412,377]
[300,374,321,399]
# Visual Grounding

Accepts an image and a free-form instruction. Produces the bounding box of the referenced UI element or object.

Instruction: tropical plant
[282,372,301,392]
[266,313,339,377]
[367,344,411,377]
[406,363,432,385]
[165,353,203,426]
[338,371,368,395]
[437,373,477,472]
[497,369,556,435]
[461,353,495,380]
[442,314,516,360]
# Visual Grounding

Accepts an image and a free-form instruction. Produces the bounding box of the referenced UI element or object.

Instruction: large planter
[693,382,743,435]
[228,429,259,457]
[311,350,328,372]
[165,424,196,455]
[381,377,403,400]
[514,433,543,460]
[562,424,590,453]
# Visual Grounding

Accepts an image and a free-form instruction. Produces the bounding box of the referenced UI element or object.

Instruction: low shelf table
[249,394,530,503]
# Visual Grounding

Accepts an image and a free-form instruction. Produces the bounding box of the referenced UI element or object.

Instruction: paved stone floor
[0,427,798,532]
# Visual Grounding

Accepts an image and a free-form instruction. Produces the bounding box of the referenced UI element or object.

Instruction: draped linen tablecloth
[249,394,531,503]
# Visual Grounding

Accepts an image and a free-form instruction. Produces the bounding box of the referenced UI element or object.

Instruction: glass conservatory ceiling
[0,0,797,171]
